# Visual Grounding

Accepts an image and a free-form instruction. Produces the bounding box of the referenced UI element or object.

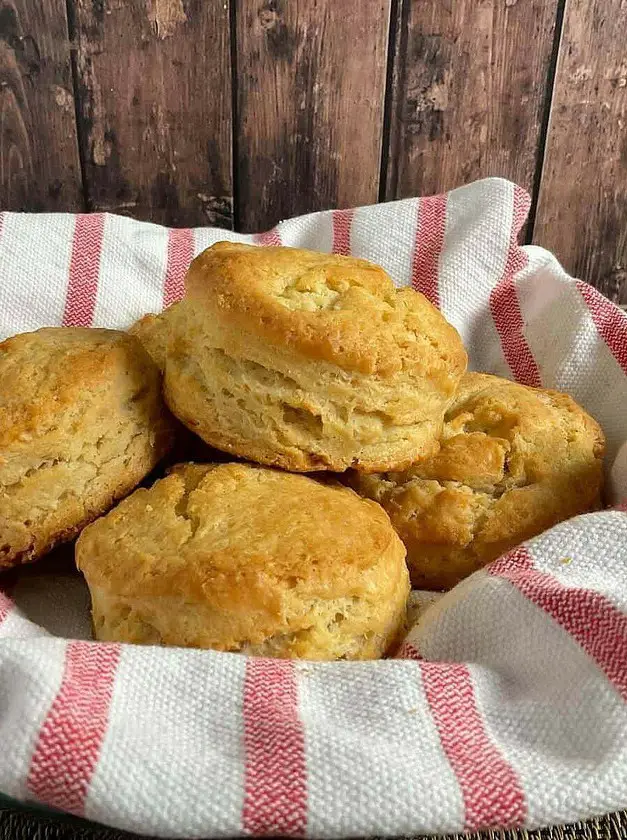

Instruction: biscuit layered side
[0,328,176,569]
[163,242,468,472]
[349,372,605,590]
[129,309,175,371]
[76,462,410,661]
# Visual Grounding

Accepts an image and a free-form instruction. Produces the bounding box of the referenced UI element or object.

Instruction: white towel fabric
[0,177,626,838]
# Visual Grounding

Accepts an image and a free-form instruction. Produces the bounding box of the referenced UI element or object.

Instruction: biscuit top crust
[395,371,606,493]
[77,462,406,606]
[0,327,160,450]
[186,242,467,379]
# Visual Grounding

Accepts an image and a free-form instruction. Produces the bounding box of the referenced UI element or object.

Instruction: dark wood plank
[235,0,391,231]
[72,0,232,227]
[532,0,627,304]
[0,0,83,211]
[385,0,561,201]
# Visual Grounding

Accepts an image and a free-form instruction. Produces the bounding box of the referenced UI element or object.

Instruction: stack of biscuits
[0,242,605,660]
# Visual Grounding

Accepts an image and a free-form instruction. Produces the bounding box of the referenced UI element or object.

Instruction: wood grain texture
[384,0,560,201]
[0,0,83,211]
[533,0,627,304]
[235,0,391,231]
[71,0,232,227]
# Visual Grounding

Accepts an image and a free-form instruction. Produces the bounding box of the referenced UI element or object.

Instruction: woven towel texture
[0,178,626,838]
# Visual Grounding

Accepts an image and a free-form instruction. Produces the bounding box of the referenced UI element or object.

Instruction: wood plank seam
[381,0,410,202]
[64,0,89,212]
[525,0,568,245]
[378,0,401,203]
[229,0,241,232]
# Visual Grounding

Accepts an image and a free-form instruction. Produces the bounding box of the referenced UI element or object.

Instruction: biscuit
[128,307,176,371]
[348,373,605,590]
[76,462,410,660]
[0,327,176,570]
[163,242,467,472]
[129,307,221,464]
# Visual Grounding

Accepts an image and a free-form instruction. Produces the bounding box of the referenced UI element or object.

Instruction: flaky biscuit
[129,307,220,464]
[0,327,176,570]
[76,462,410,660]
[128,308,177,371]
[348,373,605,590]
[163,242,467,472]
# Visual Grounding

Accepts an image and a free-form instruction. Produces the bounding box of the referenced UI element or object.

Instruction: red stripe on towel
[420,661,526,831]
[489,546,627,701]
[27,641,121,815]
[255,228,283,247]
[163,228,195,307]
[62,214,105,327]
[489,186,541,386]
[397,641,423,661]
[331,209,354,256]
[242,658,308,836]
[0,592,14,627]
[411,194,447,308]
[576,280,627,376]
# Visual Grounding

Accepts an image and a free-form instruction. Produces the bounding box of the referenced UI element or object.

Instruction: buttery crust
[348,372,605,590]
[163,242,467,472]
[0,327,176,570]
[76,462,410,660]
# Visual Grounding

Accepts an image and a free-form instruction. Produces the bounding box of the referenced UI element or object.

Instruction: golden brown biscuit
[164,242,467,472]
[0,327,176,570]
[76,462,410,660]
[128,307,178,371]
[348,373,605,590]
[129,307,222,465]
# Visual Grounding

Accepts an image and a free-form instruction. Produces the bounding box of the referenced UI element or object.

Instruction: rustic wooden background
[0,0,625,303]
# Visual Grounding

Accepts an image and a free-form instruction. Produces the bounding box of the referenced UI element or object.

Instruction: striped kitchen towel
[0,177,626,838]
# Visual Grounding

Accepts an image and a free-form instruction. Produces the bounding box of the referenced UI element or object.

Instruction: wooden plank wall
[0,0,624,303]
